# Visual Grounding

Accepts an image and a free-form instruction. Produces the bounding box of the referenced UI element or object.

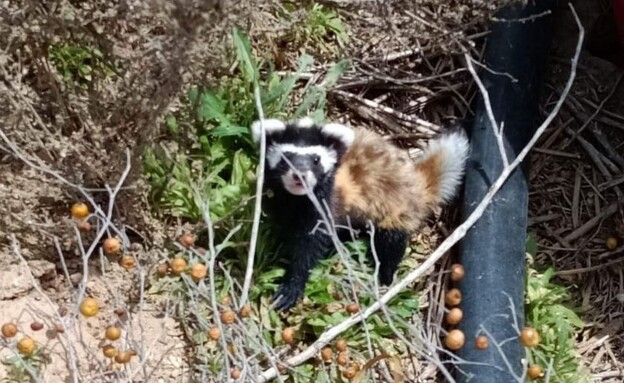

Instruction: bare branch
[464,53,509,167]
[239,84,267,308]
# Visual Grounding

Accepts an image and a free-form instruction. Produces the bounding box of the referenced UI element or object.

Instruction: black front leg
[367,228,409,285]
[273,229,333,312]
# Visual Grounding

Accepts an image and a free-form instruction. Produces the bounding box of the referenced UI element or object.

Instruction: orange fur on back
[332,128,444,232]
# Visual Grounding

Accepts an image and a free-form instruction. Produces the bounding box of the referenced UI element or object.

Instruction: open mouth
[282,172,314,196]
[292,177,304,188]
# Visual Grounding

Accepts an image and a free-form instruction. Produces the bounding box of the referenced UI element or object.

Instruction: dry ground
[0,0,622,382]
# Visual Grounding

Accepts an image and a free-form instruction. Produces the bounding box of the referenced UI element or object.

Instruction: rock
[28,259,56,280]
[70,273,83,285]
[0,263,34,299]
[0,260,56,299]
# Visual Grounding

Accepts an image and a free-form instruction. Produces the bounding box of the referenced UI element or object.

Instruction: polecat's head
[251,117,354,196]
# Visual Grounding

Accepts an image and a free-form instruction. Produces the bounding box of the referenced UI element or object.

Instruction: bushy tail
[416,128,470,204]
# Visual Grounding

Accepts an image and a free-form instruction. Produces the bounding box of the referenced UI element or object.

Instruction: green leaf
[166,115,178,134]
[263,53,314,109]
[210,124,249,138]
[306,317,327,327]
[232,27,258,84]
[526,232,538,257]
[78,65,92,75]
[323,59,350,87]
[551,305,584,328]
[258,268,285,283]
[188,86,199,105]
[199,92,229,124]
[231,150,252,185]
[294,87,323,118]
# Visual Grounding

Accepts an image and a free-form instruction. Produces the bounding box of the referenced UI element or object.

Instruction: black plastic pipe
[456,1,557,381]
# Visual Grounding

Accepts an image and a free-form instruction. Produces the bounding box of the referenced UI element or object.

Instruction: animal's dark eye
[313,155,320,164]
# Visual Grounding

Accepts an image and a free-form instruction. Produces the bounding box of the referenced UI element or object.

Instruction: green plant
[2,348,49,383]
[48,42,115,86]
[524,235,589,382]
[280,3,348,54]
[143,28,348,266]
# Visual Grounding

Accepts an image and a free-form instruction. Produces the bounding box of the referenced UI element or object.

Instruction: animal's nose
[292,173,306,182]
[289,155,311,172]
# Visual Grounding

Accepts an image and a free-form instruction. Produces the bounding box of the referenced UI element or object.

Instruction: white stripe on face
[266,144,337,173]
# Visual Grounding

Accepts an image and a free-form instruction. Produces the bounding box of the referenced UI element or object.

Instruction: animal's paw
[272,283,303,312]
[378,267,395,286]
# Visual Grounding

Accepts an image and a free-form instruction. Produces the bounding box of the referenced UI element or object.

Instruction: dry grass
[1,0,622,381]
[528,61,624,383]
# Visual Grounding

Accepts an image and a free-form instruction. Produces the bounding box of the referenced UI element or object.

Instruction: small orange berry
[103,237,122,255]
[346,303,359,314]
[156,263,169,277]
[320,347,333,362]
[475,335,489,350]
[2,323,18,338]
[336,351,348,366]
[445,288,462,306]
[220,311,236,325]
[77,221,92,231]
[282,327,295,344]
[17,337,36,356]
[170,257,187,275]
[105,326,122,341]
[336,338,348,352]
[103,345,118,358]
[450,264,465,281]
[446,307,463,325]
[114,351,132,364]
[120,255,136,270]
[520,327,540,347]
[71,202,89,219]
[79,298,99,317]
[179,234,195,248]
[190,263,207,281]
[239,305,252,318]
[527,364,544,379]
[342,366,357,379]
[208,327,220,340]
[445,329,465,351]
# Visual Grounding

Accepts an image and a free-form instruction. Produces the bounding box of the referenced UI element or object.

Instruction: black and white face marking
[267,144,338,195]
[250,117,356,196]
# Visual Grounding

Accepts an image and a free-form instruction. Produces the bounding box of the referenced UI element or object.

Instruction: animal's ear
[293,117,315,128]
[321,123,355,148]
[251,119,286,144]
